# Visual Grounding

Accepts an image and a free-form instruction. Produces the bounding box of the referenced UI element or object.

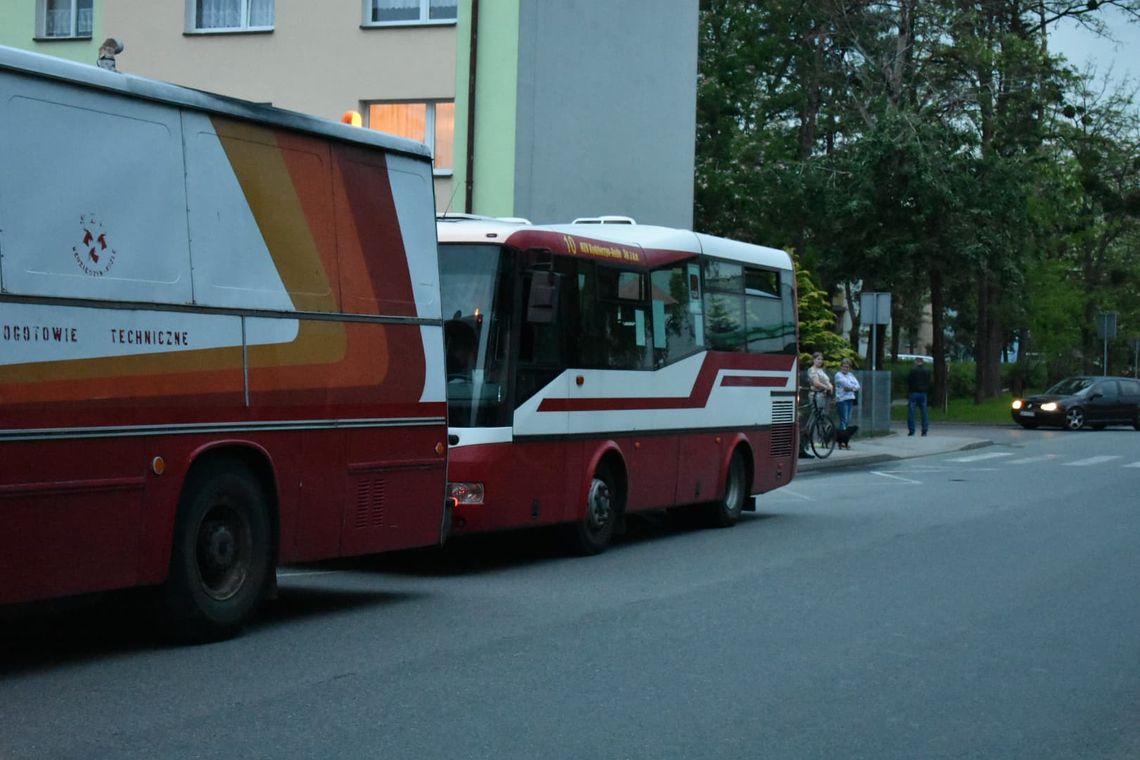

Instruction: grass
[890,392,1019,425]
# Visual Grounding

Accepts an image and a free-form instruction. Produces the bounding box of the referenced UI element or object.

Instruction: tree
[795,254,856,365]
[695,0,1140,398]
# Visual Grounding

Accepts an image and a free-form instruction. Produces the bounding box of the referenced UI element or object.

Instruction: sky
[1048,5,1140,87]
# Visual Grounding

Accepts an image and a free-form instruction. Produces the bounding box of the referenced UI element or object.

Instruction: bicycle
[801,391,837,459]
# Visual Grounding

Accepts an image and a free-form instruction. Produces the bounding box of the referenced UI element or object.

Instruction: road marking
[870,470,924,484]
[1124,462,1140,468]
[773,488,814,501]
[947,452,1015,463]
[1063,455,1123,467]
[1006,454,1061,464]
[278,570,341,578]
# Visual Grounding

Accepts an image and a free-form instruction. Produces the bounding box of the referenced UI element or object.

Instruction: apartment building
[0,1,101,63]
[1,0,698,225]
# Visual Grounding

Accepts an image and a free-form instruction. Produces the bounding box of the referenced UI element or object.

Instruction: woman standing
[807,352,833,404]
[799,352,833,459]
[833,358,860,434]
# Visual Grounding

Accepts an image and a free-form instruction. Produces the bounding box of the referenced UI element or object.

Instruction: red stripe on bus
[536,353,795,412]
[719,376,790,387]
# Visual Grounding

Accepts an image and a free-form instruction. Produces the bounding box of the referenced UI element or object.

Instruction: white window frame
[185,0,275,34]
[36,0,93,40]
[364,100,455,176]
[362,0,458,27]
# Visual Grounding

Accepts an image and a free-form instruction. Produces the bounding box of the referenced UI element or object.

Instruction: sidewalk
[796,424,994,472]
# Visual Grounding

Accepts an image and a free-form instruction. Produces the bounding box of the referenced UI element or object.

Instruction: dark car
[1011,376,1140,430]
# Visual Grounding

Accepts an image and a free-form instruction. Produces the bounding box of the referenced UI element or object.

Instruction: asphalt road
[2,425,1138,759]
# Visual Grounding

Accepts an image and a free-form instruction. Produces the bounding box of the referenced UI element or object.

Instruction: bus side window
[516,260,576,406]
[596,267,652,370]
[519,271,563,365]
[742,266,794,354]
[702,260,745,351]
[651,266,698,366]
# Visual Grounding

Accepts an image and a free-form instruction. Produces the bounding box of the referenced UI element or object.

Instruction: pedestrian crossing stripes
[1063,455,1123,467]
[948,452,1015,463]
[943,452,1140,469]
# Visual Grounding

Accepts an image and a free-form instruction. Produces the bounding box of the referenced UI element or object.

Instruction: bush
[891,360,1055,400]
[889,360,975,400]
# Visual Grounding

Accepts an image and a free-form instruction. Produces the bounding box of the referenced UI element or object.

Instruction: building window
[364,0,458,26]
[188,0,274,33]
[37,0,93,39]
[366,101,455,174]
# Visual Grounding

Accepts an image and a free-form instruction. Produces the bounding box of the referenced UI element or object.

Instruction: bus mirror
[526,247,555,269]
[527,271,561,323]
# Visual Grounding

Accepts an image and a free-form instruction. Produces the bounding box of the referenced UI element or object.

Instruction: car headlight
[1040,402,1058,412]
[1012,399,1023,410]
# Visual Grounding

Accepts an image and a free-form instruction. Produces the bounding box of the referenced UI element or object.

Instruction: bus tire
[568,465,617,555]
[708,451,747,528]
[162,459,272,642]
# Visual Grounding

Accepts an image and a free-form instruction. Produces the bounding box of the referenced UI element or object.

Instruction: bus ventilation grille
[770,400,796,458]
[770,425,794,458]
[354,478,387,529]
[772,400,796,425]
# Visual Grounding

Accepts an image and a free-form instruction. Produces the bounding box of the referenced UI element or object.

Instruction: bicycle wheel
[810,415,837,459]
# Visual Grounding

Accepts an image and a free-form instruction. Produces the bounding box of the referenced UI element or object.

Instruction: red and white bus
[0,47,450,639]
[437,216,800,553]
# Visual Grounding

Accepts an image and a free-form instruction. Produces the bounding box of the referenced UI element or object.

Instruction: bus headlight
[447,481,485,505]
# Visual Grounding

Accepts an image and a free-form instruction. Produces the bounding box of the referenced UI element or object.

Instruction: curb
[796,437,995,473]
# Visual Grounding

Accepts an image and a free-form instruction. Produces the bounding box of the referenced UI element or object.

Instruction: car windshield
[1046,377,1094,396]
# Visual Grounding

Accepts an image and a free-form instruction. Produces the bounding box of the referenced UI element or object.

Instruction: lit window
[38,0,93,39]
[188,0,274,32]
[366,101,455,174]
[365,0,458,25]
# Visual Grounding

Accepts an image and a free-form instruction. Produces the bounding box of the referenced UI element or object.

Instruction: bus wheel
[569,466,617,555]
[162,460,272,642]
[708,451,747,528]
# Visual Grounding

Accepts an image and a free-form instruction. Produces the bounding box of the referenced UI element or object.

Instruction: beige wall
[102,0,457,205]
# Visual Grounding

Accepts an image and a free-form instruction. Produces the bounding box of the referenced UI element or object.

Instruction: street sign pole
[1096,312,1117,375]
[860,292,892,372]
[859,292,891,432]
[871,312,877,373]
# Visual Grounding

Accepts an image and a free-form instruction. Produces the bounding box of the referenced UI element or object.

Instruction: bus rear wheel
[708,451,747,528]
[162,460,272,642]
[568,466,617,555]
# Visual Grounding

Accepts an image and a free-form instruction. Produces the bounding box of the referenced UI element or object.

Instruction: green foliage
[695,0,1140,395]
[889,392,1022,425]
[794,254,857,366]
[890,360,1052,401]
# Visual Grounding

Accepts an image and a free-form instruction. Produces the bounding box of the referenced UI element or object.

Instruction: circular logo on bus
[72,214,117,277]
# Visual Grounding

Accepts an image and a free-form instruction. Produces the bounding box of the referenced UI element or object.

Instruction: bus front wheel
[162,459,272,642]
[568,466,617,555]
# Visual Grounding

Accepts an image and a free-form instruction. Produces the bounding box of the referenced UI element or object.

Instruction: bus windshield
[439,243,514,427]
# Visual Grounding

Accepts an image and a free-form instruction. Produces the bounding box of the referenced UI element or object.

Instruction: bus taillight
[447,481,484,505]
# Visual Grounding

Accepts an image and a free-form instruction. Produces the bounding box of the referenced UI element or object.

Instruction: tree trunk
[975,276,1005,400]
[844,282,860,349]
[930,267,947,410]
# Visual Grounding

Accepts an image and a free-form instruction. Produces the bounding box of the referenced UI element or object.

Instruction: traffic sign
[1096,312,1117,340]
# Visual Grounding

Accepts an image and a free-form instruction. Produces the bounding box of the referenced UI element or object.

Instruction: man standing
[907,356,931,437]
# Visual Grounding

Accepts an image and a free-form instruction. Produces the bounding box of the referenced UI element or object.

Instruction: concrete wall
[453,0,520,216]
[512,0,697,226]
